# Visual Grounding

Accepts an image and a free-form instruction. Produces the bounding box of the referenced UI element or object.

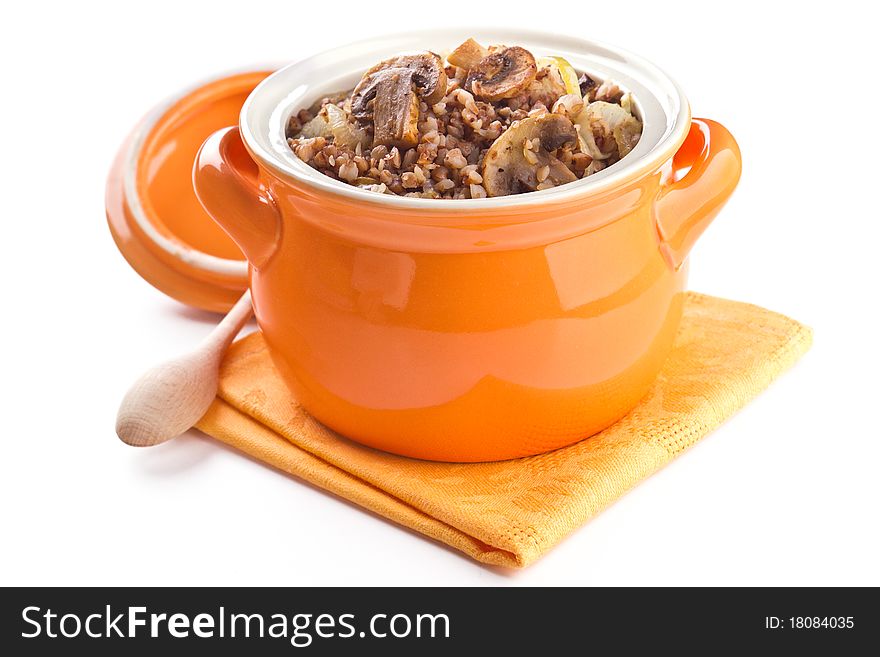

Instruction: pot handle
[655,118,741,270]
[193,126,280,269]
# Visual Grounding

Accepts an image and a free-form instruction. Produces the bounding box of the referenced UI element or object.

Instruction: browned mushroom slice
[447,38,489,71]
[466,46,537,102]
[370,69,420,148]
[350,71,384,123]
[352,51,447,119]
[482,114,578,197]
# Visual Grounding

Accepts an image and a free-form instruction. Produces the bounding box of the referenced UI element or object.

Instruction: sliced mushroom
[351,52,447,121]
[466,46,537,101]
[371,69,421,148]
[482,113,578,196]
[350,52,447,148]
[447,38,489,70]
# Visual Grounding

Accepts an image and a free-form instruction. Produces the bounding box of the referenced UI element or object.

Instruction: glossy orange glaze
[137,79,261,260]
[195,119,740,461]
[107,135,242,312]
[106,71,272,311]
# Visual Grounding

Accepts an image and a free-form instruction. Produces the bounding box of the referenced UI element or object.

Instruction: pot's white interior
[241,29,690,210]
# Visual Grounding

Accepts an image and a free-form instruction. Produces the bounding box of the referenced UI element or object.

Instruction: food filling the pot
[287,38,642,199]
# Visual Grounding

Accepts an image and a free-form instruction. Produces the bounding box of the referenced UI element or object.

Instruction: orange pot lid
[106,68,275,312]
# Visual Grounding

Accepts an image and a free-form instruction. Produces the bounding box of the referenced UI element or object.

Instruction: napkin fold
[195,293,812,568]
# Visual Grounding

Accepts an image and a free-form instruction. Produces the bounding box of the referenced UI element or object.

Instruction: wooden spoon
[116,291,253,446]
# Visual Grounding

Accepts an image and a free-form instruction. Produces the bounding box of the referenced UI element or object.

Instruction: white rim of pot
[242,28,691,213]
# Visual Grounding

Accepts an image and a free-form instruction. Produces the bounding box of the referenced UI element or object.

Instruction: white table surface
[2,0,877,586]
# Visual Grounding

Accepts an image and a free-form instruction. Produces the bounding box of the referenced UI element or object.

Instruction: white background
[1,0,877,586]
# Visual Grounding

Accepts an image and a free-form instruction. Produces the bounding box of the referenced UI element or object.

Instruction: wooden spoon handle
[202,290,254,351]
[116,291,254,446]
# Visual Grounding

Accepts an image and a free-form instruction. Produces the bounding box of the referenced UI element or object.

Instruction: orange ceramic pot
[194,30,741,462]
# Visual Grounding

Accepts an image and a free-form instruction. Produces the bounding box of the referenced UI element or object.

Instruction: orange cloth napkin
[195,293,812,568]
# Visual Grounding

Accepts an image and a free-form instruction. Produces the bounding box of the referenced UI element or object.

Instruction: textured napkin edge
[197,400,524,567]
[196,295,814,568]
[653,299,813,458]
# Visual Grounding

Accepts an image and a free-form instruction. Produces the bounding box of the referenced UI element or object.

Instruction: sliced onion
[299,114,331,139]
[536,56,581,98]
[324,103,370,149]
[572,112,609,160]
[588,101,642,158]
[573,100,642,160]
